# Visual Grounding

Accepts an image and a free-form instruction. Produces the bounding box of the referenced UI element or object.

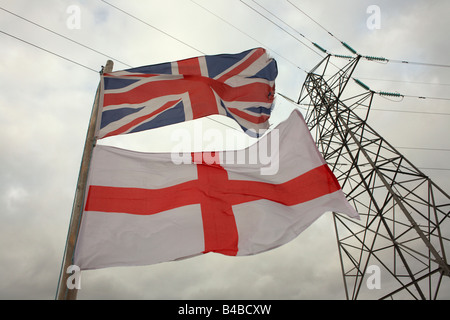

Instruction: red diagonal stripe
[101,99,180,138]
[103,77,219,117]
[104,77,273,106]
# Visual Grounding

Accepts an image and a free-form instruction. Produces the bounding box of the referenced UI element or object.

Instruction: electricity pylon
[298,55,450,299]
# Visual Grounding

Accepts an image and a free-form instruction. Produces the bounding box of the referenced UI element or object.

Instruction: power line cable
[325,73,450,89]
[243,1,450,94]
[370,108,450,116]
[100,0,205,55]
[247,0,322,53]
[387,59,450,68]
[238,0,343,74]
[277,92,450,117]
[189,0,308,73]
[334,163,450,172]
[98,0,450,100]
[400,94,450,101]
[244,0,450,90]
[286,0,342,43]
[239,0,324,59]
[395,146,450,152]
[0,29,98,73]
[357,76,450,87]
[4,4,447,152]
[413,167,450,172]
[353,78,450,102]
[277,94,450,166]
[0,6,132,68]
[286,0,450,69]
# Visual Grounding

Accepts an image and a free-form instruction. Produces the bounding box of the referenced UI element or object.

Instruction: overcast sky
[0,0,449,300]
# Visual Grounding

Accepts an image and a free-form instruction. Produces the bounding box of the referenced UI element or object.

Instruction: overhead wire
[3,3,449,111]
[395,146,450,152]
[243,1,450,101]
[252,0,450,101]
[247,0,333,62]
[385,59,450,69]
[0,6,132,68]
[0,29,98,73]
[189,0,308,73]
[2,3,448,169]
[370,108,450,116]
[99,0,205,55]
[237,0,346,76]
[412,167,450,172]
[239,0,325,59]
[277,94,450,171]
[277,92,450,117]
[4,0,447,98]
[285,0,342,43]
[357,77,450,87]
[353,78,450,102]
[286,0,450,69]
[99,0,301,131]
[247,0,450,91]
[400,94,450,101]
[12,0,441,102]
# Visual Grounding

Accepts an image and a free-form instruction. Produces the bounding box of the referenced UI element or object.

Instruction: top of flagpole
[101,60,114,75]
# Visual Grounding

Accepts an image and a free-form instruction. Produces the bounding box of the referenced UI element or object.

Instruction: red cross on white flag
[74,110,358,270]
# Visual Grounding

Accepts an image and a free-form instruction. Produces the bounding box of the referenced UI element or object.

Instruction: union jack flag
[97,48,277,139]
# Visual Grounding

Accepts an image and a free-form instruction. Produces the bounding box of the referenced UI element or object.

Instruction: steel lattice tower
[298,55,450,299]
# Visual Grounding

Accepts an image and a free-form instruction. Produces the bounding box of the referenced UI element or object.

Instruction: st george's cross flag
[97,47,277,139]
[74,110,358,270]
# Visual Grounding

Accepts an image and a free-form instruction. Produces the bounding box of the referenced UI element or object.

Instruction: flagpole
[56,60,114,300]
